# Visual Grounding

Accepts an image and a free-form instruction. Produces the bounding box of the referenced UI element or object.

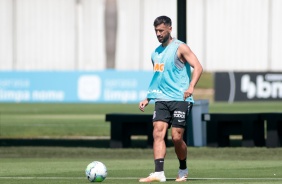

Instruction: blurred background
[1,0,282,104]
[0,0,281,146]
[1,0,281,71]
[0,0,281,105]
[0,2,281,182]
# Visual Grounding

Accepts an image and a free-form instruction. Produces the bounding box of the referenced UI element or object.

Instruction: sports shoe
[139,171,166,182]
[175,168,188,182]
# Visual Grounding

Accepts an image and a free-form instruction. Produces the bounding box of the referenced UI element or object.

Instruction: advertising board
[215,72,282,102]
[0,71,153,103]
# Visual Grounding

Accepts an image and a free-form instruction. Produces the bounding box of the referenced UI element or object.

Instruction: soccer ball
[85,161,107,182]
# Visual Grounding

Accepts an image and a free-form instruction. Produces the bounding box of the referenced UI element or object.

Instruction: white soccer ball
[85,161,107,182]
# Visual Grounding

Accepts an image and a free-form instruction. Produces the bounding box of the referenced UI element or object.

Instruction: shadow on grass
[0,138,175,148]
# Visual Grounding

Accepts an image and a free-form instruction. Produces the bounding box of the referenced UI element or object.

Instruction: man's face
[154,23,171,44]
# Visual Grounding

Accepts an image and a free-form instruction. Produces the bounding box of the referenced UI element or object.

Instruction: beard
[158,34,170,44]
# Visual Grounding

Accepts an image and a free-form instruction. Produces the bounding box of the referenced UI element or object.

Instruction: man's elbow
[197,63,203,74]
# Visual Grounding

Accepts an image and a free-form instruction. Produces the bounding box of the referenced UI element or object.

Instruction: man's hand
[184,87,194,100]
[139,99,149,112]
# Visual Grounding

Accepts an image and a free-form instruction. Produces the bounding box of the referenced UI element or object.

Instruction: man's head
[153,16,172,44]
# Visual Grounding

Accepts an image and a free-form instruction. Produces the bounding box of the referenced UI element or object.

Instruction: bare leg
[138,121,170,182]
[153,121,169,159]
[171,127,187,160]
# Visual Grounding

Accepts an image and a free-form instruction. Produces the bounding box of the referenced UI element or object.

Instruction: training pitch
[0,103,281,183]
[0,147,282,184]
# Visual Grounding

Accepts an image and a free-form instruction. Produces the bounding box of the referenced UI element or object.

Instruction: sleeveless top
[147,38,194,103]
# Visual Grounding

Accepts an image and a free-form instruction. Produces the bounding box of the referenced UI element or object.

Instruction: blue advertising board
[0,71,153,103]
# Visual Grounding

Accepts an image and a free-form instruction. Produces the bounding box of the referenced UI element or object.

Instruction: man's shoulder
[173,39,185,46]
[176,41,190,53]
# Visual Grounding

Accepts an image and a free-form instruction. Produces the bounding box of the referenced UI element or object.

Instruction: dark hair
[153,16,172,27]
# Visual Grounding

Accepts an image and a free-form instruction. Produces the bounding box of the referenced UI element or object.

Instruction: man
[138,16,203,182]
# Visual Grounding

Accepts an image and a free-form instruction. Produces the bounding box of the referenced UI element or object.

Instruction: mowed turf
[0,102,282,183]
[0,102,281,138]
[0,147,282,184]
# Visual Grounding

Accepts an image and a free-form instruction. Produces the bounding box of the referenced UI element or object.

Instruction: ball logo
[78,75,101,101]
[241,74,282,99]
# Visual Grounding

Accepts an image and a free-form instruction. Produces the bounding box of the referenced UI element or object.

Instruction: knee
[153,128,166,141]
[153,129,163,141]
[172,134,182,144]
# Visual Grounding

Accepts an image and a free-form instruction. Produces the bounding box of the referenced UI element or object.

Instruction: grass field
[0,147,282,184]
[0,101,281,183]
[0,102,281,138]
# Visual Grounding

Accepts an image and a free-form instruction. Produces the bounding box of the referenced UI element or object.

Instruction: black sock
[155,158,164,172]
[179,158,187,170]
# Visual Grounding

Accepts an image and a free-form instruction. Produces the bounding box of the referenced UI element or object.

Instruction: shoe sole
[139,180,166,182]
[175,175,188,182]
[139,178,166,182]
[175,178,187,182]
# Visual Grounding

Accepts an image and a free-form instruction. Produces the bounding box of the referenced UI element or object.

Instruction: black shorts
[153,101,193,128]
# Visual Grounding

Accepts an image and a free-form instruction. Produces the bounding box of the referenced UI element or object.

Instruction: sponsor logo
[154,63,164,72]
[241,74,282,99]
[174,111,186,118]
[78,75,101,101]
[148,89,162,94]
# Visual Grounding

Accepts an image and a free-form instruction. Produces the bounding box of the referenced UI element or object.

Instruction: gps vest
[147,39,193,103]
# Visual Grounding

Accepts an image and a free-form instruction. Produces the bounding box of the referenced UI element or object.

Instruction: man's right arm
[139,98,150,112]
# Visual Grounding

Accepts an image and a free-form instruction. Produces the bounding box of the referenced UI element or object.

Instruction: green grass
[0,102,281,138]
[0,147,282,184]
[196,72,213,89]
[0,72,281,183]
[0,103,154,138]
[0,102,281,183]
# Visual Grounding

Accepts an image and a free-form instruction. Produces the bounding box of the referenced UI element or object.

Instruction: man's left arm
[178,44,203,99]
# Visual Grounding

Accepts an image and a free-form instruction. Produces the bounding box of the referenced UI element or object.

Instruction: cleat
[139,171,166,182]
[175,168,188,182]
